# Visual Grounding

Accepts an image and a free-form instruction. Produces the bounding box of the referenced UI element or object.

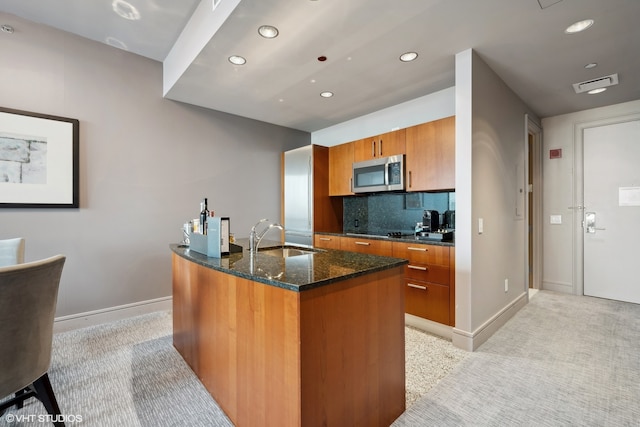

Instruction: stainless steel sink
[259,246,321,258]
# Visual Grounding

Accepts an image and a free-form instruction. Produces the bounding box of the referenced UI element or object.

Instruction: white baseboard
[542,280,573,294]
[452,292,528,351]
[54,296,173,333]
[405,314,453,341]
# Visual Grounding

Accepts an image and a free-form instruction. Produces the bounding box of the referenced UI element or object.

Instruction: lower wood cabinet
[404,280,450,325]
[315,234,455,326]
[341,236,393,256]
[314,234,342,250]
[392,242,454,326]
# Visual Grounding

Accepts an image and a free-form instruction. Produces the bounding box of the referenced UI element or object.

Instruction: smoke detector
[572,73,618,94]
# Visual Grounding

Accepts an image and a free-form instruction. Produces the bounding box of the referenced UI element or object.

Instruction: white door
[583,119,640,304]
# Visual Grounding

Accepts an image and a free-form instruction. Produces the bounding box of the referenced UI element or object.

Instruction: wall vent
[573,73,619,93]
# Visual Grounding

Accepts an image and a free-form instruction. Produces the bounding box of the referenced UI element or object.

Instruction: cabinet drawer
[405,263,450,285]
[404,280,449,325]
[314,234,341,250]
[341,237,393,257]
[392,242,449,266]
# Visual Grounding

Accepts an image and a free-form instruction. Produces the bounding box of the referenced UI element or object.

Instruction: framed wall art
[0,107,79,208]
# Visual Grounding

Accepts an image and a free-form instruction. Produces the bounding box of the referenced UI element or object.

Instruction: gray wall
[454,49,539,350]
[0,14,309,317]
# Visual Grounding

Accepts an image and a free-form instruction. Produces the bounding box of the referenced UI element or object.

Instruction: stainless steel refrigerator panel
[284,231,313,248]
[284,146,313,238]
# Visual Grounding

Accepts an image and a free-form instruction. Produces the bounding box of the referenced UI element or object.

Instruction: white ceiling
[1,0,639,132]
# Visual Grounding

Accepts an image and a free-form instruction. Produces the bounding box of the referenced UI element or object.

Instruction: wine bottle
[200,198,208,234]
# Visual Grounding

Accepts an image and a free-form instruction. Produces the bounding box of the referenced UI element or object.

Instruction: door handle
[585,211,606,234]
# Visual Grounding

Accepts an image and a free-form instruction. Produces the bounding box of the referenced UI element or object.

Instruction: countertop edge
[318,232,455,247]
[170,243,407,292]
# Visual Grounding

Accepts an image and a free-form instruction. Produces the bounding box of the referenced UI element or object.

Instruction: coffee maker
[422,210,440,232]
[414,209,453,241]
[443,210,456,230]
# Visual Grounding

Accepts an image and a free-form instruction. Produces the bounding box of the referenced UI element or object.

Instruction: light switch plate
[550,215,562,224]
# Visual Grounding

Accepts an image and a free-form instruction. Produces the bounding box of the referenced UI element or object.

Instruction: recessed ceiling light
[112,0,140,21]
[564,19,594,34]
[1,24,14,34]
[228,55,246,65]
[258,25,279,39]
[584,62,598,69]
[320,91,333,98]
[587,88,607,95]
[106,36,128,50]
[399,52,418,62]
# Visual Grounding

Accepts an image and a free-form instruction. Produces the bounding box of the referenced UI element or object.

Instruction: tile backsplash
[343,192,455,235]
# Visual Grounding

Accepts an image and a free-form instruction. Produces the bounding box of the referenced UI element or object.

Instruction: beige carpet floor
[394,290,640,426]
[1,311,466,426]
[405,326,468,406]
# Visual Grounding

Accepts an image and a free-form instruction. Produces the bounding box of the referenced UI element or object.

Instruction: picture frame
[0,107,79,208]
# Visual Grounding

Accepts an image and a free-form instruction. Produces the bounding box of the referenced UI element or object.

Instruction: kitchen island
[171,239,407,426]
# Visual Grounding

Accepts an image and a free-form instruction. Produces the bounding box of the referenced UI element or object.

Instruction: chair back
[0,255,66,397]
[0,237,25,267]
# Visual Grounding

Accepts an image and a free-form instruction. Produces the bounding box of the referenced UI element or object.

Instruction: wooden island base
[172,253,406,426]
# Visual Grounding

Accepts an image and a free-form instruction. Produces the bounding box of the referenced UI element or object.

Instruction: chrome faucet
[249,219,284,253]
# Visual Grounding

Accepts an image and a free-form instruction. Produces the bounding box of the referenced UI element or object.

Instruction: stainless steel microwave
[352,155,405,193]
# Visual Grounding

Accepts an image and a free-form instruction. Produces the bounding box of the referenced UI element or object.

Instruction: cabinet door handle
[371,140,375,157]
[407,283,427,290]
[355,241,370,246]
[319,238,331,241]
[408,265,428,271]
[407,246,427,252]
[379,139,383,156]
[408,171,412,188]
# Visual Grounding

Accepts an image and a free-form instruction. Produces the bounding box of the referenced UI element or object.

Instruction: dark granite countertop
[170,238,407,292]
[318,232,455,247]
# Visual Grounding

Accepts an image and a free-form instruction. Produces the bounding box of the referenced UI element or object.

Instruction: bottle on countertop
[200,198,208,234]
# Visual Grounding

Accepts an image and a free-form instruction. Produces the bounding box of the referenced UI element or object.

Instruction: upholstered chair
[0,255,66,427]
[0,237,25,267]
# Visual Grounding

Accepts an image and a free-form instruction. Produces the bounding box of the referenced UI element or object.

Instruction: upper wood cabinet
[328,142,354,196]
[354,129,406,162]
[312,145,344,233]
[405,116,455,192]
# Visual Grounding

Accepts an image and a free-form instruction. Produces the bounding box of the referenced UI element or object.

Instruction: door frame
[526,115,543,290]
[572,112,640,296]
